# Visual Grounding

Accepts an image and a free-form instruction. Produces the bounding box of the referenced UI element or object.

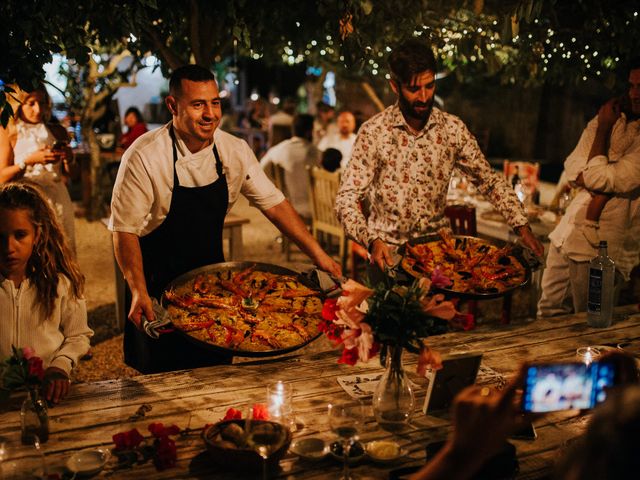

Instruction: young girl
[0,183,92,403]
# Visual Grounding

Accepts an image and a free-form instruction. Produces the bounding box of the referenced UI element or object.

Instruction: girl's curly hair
[0,182,84,319]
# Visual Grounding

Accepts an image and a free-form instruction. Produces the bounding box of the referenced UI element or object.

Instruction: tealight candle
[267,381,293,423]
[576,346,601,365]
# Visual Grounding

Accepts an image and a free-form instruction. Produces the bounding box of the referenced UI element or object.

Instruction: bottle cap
[599,240,607,247]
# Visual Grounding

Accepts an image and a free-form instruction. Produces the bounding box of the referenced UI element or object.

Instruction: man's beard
[398,92,434,124]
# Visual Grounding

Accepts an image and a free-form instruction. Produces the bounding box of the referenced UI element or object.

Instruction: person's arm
[262,199,342,278]
[454,120,543,256]
[0,124,23,183]
[45,280,93,403]
[410,371,525,480]
[334,123,378,248]
[113,231,154,328]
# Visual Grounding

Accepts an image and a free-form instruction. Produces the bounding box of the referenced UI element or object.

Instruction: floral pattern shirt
[335,104,528,247]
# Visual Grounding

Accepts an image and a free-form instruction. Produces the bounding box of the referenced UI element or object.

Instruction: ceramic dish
[329,441,365,464]
[365,440,405,464]
[290,437,328,461]
[66,449,110,476]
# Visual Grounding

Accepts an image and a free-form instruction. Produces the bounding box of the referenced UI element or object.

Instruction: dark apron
[124,127,232,373]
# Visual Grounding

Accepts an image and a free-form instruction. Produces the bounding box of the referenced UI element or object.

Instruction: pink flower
[153,435,177,470]
[113,428,145,450]
[451,312,476,331]
[22,347,36,360]
[149,423,180,438]
[417,343,443,377]
[420,293,457,321]
[322,298,339,321]
[27,357,44,381]
[335,280,373,328]
[417,277,432,297]
[252,403,270,420]
[430,268,452,289]
[341,322,375,362]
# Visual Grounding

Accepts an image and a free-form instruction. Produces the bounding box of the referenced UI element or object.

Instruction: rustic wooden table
[1,305,638,479]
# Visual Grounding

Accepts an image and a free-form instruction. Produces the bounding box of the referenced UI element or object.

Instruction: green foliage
[366,279,450,354]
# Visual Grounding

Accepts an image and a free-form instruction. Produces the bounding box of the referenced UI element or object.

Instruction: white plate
[66,449,110,476]
[290,438,328,461]
[365,440,405,464]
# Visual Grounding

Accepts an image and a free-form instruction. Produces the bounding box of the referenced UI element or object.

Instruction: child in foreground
[0,182,93,403]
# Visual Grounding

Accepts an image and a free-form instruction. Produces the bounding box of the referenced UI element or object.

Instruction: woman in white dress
[0,86,76,255]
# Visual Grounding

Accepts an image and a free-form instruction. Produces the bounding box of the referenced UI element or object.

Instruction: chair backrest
[503,160,540,191]
[265,163,288,197]
[444,205,477,236]
[307,166,343,237]
[269,124,292,148]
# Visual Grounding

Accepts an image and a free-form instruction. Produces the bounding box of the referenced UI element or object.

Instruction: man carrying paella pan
[335,39,544,284]
[109,65,341,374]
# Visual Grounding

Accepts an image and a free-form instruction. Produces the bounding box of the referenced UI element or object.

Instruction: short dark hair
[388,39,437,84]
[629,57,640,72]
[169,65,216,97]
[124,106,144,123]
[293,114,314,138]
[316,101,334,113]
[321,148,342,172]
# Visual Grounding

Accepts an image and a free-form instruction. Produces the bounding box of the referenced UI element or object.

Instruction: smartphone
[521,360,616,413]
[510,418,537,440]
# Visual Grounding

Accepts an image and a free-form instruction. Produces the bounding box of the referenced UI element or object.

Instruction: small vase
[372,344,415,432]
[21,389,49,445]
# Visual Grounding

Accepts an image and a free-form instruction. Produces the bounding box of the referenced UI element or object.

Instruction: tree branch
[142,24,186,70]
[360,81,385,112]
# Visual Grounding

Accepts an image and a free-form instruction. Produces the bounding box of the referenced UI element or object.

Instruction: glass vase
[21,389,49,445]
[372,344,415,432]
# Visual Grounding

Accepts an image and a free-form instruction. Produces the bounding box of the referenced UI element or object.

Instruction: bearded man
[335,39,543,273]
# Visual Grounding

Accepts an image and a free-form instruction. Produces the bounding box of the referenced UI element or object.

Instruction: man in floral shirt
[335,39,543,270]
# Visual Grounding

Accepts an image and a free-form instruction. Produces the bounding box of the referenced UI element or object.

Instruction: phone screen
[522,361,615,413]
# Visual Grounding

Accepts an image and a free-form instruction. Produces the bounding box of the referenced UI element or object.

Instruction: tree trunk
[360,81,385,112]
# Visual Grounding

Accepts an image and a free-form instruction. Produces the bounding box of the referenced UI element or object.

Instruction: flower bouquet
[0,346,49,443]
[320,272,473,429]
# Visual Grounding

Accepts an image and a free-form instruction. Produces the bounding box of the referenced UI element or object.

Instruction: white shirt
[0,275,92,376]
[549,114,640,278]
[13,121,63,181]
[318,132,357,169]
[109,123,285,237]
[260,137,319,218]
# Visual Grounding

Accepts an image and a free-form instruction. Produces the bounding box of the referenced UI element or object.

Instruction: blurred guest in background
[318,110,357,169]
[119,107,148,151]
[260,114,319,219]
[268,97,297,148]
[0,85,77,256]
[321,148,343,173]
[313,101,337,145]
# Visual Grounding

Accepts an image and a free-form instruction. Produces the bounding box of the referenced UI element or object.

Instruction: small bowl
[365,440,405,464]
[66,449,110,476]
[329,441,365,464]
[203,420,292,473]
[290,437,328,461]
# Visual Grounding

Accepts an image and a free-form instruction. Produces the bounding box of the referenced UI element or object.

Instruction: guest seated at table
[538,58,640,317]
[321,148,343,173]
[336,39,543,281]
[119,106,148,151]
[110,65,340,374]
[317,110,357,169]
[410,352,639,480]
[0,183,93,404]
[0,85,77,256]
[260,114,320,220]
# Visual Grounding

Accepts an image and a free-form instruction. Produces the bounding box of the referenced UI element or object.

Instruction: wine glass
[328,401,365,480]
[245,405,288,480]
[0,435,47,480]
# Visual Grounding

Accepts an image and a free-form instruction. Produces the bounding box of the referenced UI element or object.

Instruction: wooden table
[2,305,638,479]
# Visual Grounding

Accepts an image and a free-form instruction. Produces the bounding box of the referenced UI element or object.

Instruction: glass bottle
[21,389,49,445]
[587,241,615,328]
[372,344,415,432]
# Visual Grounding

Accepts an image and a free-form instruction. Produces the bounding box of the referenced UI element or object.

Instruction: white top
[0,275,93,376]
[318,132,357,169]
[109,123,285,237]
[549,114,640,278]
[260,137,319,218]
[13,121,63,182]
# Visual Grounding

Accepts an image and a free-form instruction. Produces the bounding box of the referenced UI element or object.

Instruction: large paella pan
[160,262,327,357]
[397,231,532,299]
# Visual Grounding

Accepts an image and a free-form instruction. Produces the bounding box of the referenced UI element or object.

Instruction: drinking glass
[576,346,601,365]
[266,381,293,428]
[0,435,47,479]
[328,401,365,480]
[245,405,288,480]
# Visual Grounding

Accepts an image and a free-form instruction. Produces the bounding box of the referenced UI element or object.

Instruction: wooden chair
[307,166,368,276]
[444,205,478,328]
[265,163,295,260]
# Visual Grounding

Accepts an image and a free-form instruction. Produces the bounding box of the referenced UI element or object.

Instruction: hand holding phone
[521,360,617,413]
